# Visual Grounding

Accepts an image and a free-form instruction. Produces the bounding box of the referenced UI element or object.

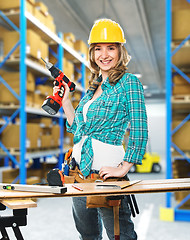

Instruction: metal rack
[165,0,190,221]
[0,0,87,183]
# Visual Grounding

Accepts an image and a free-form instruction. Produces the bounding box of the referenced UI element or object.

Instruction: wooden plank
[1,199,37,209]
[0,178,190,200]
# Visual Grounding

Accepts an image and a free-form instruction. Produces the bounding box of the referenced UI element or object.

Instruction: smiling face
[94,43,119,80]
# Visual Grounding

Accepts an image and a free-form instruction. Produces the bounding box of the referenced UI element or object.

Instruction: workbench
[0,178,190,240]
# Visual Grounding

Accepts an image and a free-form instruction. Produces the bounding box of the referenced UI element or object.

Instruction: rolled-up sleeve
[123,75,148,164]
[66,118,77,135]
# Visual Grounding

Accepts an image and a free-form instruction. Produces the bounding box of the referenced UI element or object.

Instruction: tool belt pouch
[86,178,125,209]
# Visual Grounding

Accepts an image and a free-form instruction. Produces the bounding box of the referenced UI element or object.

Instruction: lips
[100,60,112,65]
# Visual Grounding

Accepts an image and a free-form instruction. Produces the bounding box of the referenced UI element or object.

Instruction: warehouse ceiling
[42,0,166,99]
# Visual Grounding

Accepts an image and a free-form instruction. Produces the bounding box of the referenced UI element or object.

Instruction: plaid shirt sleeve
[66,106,78,135]
[123,74,148,164]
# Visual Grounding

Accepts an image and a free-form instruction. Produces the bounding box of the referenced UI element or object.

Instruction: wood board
[0,178,190,201]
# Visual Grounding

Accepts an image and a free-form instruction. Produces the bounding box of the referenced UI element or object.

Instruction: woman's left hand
[99,162,134,180]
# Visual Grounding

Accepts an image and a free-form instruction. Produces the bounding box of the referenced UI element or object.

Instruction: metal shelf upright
[165,0,190,221]
[0,0,27,184]
[0,0,87,184]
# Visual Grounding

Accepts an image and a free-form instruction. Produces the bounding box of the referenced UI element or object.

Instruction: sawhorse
[0,200,37,240]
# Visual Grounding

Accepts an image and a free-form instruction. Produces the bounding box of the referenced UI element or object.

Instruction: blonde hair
[88,43,131,91]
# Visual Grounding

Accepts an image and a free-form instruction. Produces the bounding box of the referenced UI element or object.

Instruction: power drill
[41,58,76,115]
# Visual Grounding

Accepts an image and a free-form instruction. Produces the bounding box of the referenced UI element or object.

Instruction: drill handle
[62,74,76,92]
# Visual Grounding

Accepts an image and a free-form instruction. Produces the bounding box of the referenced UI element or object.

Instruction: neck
[101,72,108,82]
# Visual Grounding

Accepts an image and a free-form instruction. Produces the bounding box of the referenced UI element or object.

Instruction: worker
[54,18,148,240]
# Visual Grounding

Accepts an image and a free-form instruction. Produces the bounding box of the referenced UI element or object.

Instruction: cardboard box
[33,7,46,26]
[0,71,35,104]
[1,123,41,149]
[41,135,53,148]
[74,40,88,58]
[172,9,190,40]
[31,117,52,128]
[3,29,41,59]
[173,85,190,95]
[64,32,75,48]
[36,85,52,96]
[64,131,74,147]
[0,0,34,14]
[172,45,190,68]
[45,14,56,33]
[63,58,74,81]
[33,92,45,106]
[173,73,190,95]
[173,74,190,85]
[52,125,60,147]
[40,39,49,62]
[35,2,48,16]
[172,120,190,151]
[172,0,190,11]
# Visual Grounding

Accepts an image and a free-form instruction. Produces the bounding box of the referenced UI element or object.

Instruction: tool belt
[47,149,139,240]
[47,149,139,216]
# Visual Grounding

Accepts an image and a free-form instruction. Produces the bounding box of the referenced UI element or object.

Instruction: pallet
[8,54,42,65]
[172,95,190,103]
[171,39,190,48]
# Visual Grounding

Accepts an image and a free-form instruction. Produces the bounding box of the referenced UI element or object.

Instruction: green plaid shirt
[66,73,148,177]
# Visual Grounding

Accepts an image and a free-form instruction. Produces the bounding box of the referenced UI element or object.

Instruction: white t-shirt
[72,99,125,171]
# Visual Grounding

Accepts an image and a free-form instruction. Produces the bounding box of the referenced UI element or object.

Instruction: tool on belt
[47,148,139,240]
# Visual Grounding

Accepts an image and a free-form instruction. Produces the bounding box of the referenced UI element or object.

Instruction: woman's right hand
[53,81,70,105]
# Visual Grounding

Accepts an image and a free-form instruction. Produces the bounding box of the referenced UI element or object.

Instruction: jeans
[72,196,137,240]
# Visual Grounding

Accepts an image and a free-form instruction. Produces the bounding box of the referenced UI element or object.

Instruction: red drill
[41,58,76,115]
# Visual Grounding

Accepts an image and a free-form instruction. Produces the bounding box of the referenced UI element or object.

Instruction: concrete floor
[1,170,190,240]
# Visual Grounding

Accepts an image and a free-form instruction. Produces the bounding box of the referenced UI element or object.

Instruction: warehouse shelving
[0,0,87,183]
[165,0,190,221]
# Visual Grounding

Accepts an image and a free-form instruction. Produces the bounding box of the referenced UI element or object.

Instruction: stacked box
[41,135,53,148]
[173,74,190,95]
[173,159,190,208]
[74,40,88,59]
[172,44,190,69]
[35,1,48,16]
[34,84,52,107]
[64,33,76,48]
[63,58,74,81]
[172,0,190,11]
[0,71,35,105]
[44,13,56,33]
[0,0,34,14]
[52,125,60,147]
[3,29,41,60]
[64,129,74,148]
[28,117,56,149]
[33,2,56,33]
[0,123,41,149]
[31,117,52,128]
[172,9,190,40]
[172,120,190,151]
[40,39,49,62]
[2,168,43,184]
[33,7,47,26]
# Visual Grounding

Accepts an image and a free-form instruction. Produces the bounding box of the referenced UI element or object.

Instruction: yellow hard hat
[88,19,126,44]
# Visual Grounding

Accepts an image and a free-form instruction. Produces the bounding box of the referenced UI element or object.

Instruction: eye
[95,47,101,51]
[108,46,116,50]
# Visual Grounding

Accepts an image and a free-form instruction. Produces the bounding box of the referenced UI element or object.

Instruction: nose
[101,48,109,58]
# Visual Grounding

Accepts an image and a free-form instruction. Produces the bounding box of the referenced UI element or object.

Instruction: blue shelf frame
[0,0,86,183]
[166,0,190,221]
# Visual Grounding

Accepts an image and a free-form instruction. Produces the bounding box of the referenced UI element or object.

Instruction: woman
[55,19,148,240]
